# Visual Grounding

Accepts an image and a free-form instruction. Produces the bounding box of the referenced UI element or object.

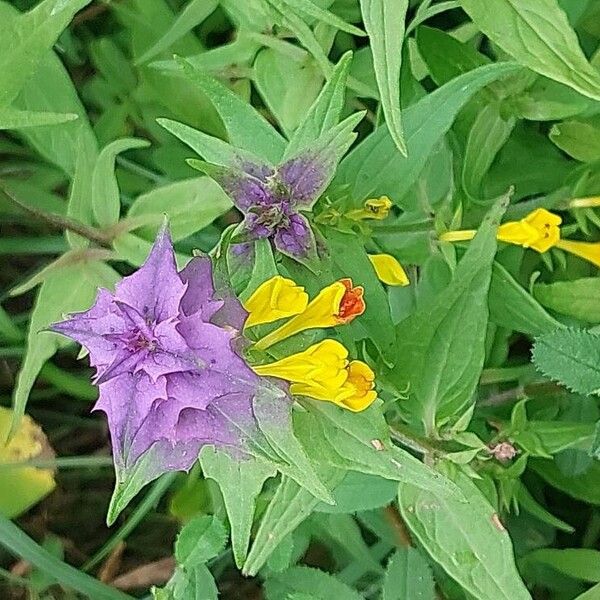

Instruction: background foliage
[2,0,600,598]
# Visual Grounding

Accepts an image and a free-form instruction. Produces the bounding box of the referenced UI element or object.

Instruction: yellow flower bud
[347,196,393,221]
[368,254,409,286]
[255,279,365,350]
[243,276,308,328]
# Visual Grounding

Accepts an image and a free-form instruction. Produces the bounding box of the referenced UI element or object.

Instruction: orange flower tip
[336,278,365,323]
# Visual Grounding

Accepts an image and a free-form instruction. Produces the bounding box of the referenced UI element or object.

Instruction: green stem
[83,473,177,572]
[479,364,535,385]
[388,424,437,456]
[0,456,114,470]
[0,346,25,357]
[0,183,111,247]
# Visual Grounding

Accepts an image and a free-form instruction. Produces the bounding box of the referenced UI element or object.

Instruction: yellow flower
[253,339,349,393]
[497,208,561,252]
[338,361,378,411]
[555,239,600,268]
[243,276,308,328]
[440,208,562,253]
[440,207,600,270]
[368,254,409,286]
[254,279,365,350]
[253,341,377,412]
[347,196,393,221]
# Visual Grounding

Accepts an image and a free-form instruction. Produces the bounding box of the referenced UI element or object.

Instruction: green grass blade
[0,514,134,600]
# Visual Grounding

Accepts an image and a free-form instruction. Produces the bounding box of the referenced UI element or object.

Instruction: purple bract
[52,228,272,511]
[202,150,336,263]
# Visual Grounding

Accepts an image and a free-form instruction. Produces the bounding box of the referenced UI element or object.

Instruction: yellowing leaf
[0,407,55,518]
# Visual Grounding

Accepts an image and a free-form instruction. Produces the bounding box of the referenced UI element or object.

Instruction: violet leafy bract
[160,112,363,266]
[51,228,301,522]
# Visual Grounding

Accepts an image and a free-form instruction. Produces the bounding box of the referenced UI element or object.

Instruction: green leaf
[264,0,333,82]
[0,1,98,179]
[157,564,218,600]
[574,583,600,600]
[128,177,233,242]
[550,118,600,162]
[337,62,520,207]
[512,77,596,121]
[462,103,515,198]
[239,239,278,303]
[176,57,286,163]
[0,0,92,107]
[359,0,409,156]
[311,512,383,574]
[523,548,600,583]
[0,514,132,600]
[92,138,150,228]
[383,548,435,600]
[136,0,219,64]
[253,390,334,504]
[295,402,460,498]
[200,448,276,568]
[460,0,600,102]
[280,0,366,36]
[66,137,97,248]
[531,459,600,505]
[243,470,344,576]
[254,48,324,136]
[535,277,600,323]
[417,25,490,87]
[0,108,77,129]
[284,51,352,158]
[314,471,397,513]
[175,515,228,568]
[157,118,263,168]
[398,469,531,600]
[11,261,119,436]
[532,329,600,395]
[517,485,575,533]
[264,566,363,600]
[387,198,507,433]
[489,262,562,336]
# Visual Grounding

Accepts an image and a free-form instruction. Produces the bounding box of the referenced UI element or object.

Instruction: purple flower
[51,228,274,520]
[196,149,337,264]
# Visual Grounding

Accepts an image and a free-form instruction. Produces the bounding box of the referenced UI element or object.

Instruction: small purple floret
[52,228,270,504]
[206,151,334,262]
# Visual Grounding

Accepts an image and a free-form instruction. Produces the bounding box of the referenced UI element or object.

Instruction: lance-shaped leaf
[0,0,92,107]
[385,197,507,434]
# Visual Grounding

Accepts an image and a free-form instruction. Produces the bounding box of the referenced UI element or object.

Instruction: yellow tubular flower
[254,279,365,350]
[496,208,562,252]
[440,209,562,253]
[368,254,409,286]
[336,361,377,411]
[243,276,308,328]
[253,341,377,412]
[253,339,349,393]
[440,207,600,270]
[556,239,600,268]
[347,196,393,221]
